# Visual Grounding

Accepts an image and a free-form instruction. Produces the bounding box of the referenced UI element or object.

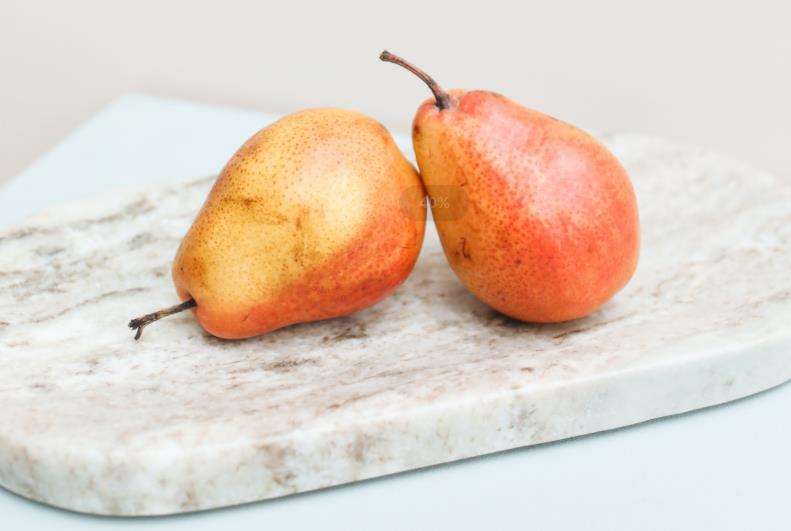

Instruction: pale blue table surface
[0,94,788,531]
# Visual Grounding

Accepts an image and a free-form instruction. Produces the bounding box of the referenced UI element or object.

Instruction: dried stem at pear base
[128,298,197,340]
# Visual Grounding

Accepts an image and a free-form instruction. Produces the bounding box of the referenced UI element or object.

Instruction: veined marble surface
[0,134,789,516]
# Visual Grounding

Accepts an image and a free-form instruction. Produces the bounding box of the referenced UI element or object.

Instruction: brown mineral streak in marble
[0,135,790,515]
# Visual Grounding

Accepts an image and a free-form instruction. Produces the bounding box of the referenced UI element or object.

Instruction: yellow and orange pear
[130,108,425,339]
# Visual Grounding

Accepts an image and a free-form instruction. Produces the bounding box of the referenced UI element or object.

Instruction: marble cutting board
[0,134,789,516]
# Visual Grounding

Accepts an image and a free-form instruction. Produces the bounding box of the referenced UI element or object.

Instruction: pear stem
[379,50,451,110]
[128,298,197,340]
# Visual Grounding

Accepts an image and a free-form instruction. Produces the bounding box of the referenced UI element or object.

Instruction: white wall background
[1,0,789,184]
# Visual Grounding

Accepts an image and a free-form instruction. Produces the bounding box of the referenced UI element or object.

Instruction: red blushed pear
[129,108,426,339]
[380,51,639,322]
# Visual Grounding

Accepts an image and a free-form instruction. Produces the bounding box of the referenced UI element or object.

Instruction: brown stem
[379,50,451,110]
[128,298,197,340]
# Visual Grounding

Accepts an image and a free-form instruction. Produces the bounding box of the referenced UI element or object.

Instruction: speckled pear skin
[413,90,639,322]
[173,108,426,339]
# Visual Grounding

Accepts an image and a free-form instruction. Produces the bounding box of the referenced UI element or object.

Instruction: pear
[381,51,639,322]
[130,108,426,339]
